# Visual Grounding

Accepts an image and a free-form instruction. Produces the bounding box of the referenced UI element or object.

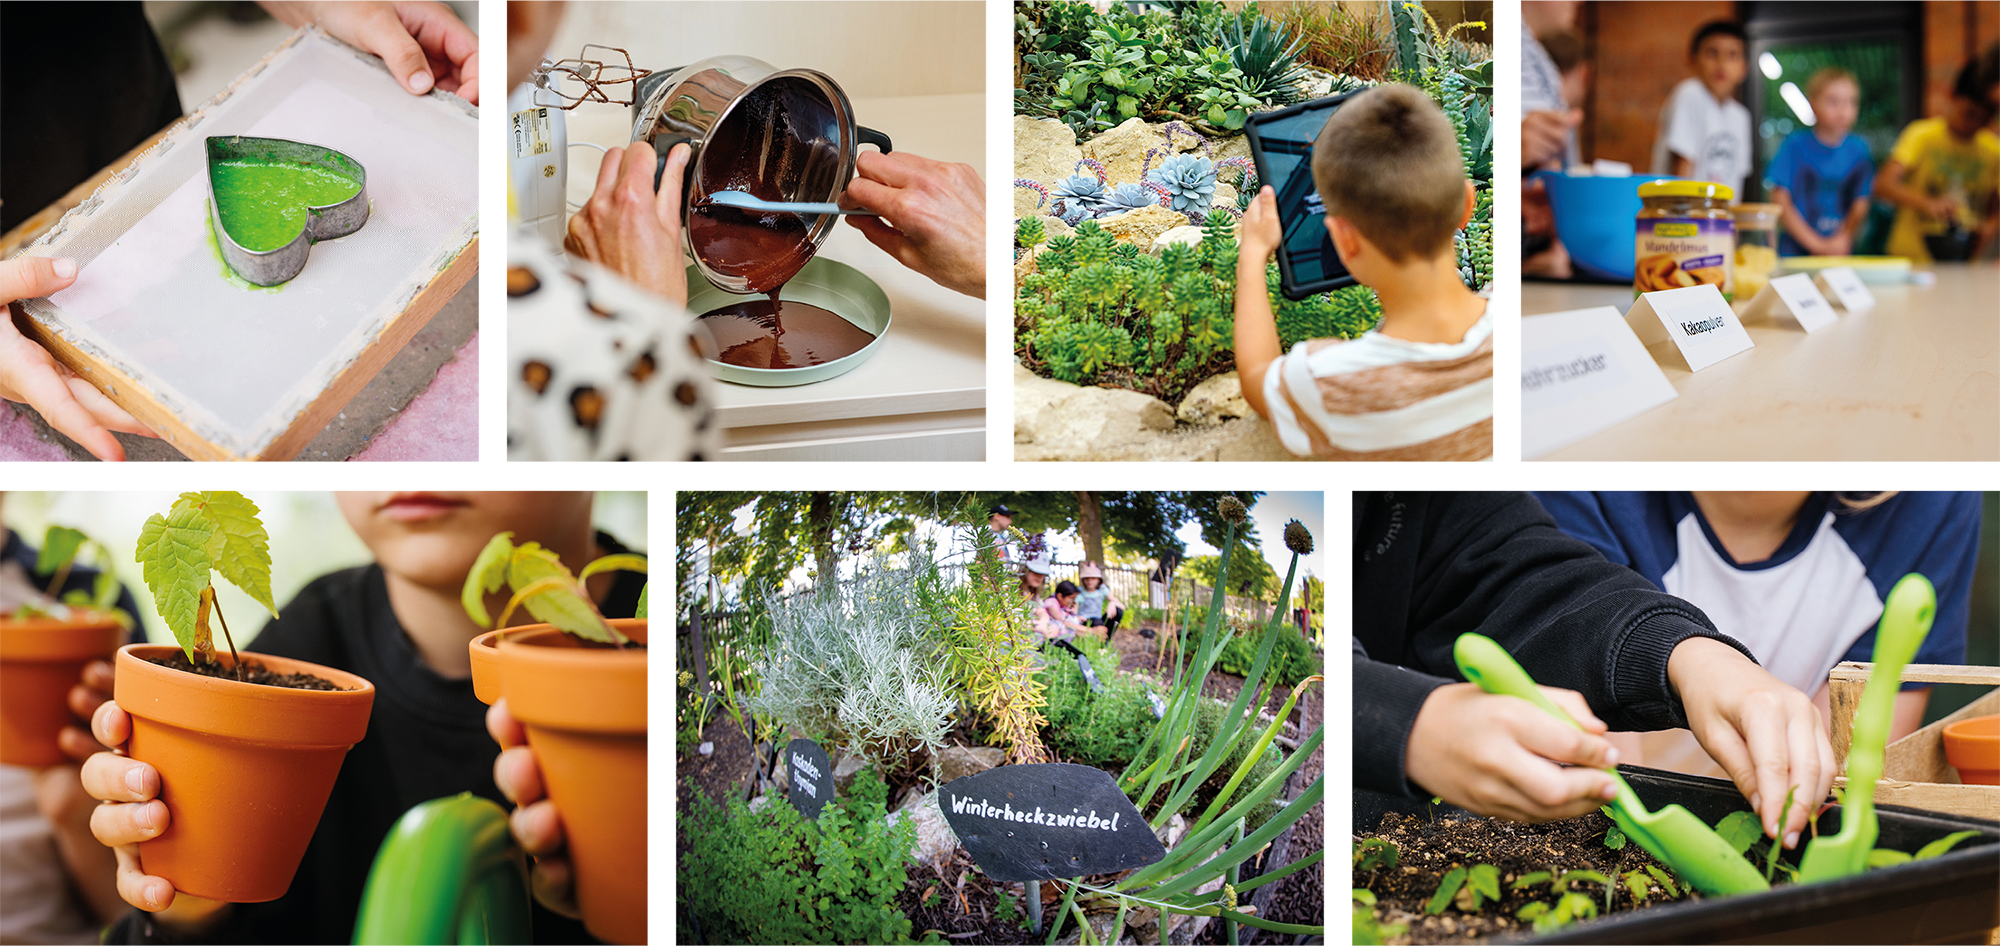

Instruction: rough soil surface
[677,710,757,818]
[146,652,342,690]
[1354,810,1696,944]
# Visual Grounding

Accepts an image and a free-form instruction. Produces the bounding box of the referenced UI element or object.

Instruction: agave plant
[1050,172,1109,225]
[1218,7,1308,105]
[1146,153,1217,219]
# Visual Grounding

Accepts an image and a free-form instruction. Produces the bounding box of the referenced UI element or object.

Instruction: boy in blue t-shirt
[1765,68,1874,256]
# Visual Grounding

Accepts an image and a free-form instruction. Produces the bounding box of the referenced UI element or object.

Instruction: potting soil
[1355,809,1697,944]
[147,651,343,690]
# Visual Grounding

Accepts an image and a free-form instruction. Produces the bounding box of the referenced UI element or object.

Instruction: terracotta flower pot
[468,628,503,705]
[496,618,645,944]
[114,644,374,903]
[1,613,126,766]
[1943,714,1999,786]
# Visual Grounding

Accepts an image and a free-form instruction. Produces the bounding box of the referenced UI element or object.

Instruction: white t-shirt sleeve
[1659,80,1708,169]
[1260,343,1315,457]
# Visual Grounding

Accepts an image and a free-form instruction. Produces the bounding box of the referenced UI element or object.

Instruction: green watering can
[353,793,534,945]
[1798,573,1937,882]
[1453,632,1769,896]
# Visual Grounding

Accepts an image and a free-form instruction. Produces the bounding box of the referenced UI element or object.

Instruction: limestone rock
[1081,116,1203,188]
[1212,412,1305,461]
[1014,362,1079,444]
[1015,245,1042,283]
[1015,116,1084,190]
[1098,204,1186,249]
[1212,181,1238,211]
[747,793,776,813]
[1016,185,1050,221]
[1176,372,1250,426]
[1039,214,1073,241]
[831,753,867,794]
[1149,225,1204,255]
[1032,384,1168,446]
[885,790,958,869]
[936,745,1004,784]
[1213,133,1252,168]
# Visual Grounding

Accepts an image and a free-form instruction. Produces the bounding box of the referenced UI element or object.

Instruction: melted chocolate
[698,298,874,369]
[686,77,842,293]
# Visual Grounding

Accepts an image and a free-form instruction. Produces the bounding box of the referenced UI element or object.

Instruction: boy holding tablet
[1234,84,1492,460]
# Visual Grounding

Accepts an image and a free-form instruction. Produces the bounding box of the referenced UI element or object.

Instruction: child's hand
[79,700,231,931]
[1405,682,1621,824]
[1670,637,1833,849]
[489,697,582,919]
[1237,186,1281,264]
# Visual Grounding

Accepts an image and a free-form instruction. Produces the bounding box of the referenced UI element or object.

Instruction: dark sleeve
[1354,492,1754,799]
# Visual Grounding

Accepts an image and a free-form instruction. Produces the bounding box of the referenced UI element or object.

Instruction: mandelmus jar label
[1635,216,1735,300]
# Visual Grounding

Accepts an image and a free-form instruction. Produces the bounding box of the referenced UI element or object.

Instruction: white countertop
[558,92,986,430]
[1523,263,1999,461]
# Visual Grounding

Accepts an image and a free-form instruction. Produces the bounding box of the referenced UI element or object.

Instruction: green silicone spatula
[1798,573,1936,882]
[1453,632,1770,896]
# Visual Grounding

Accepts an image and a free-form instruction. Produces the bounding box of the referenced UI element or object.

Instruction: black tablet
[1243,91,1363,300]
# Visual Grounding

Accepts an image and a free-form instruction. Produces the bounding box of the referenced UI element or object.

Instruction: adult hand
[1522,108,1582,168]
[1405,682,1621,824]
[842,150,986,298]
[489,697,580,919]
[566,143,689,308]
[1670,637,1832,849]
[79,700,231,932]
[1237,186,1281,264]
[0,257,157,461]
[264,1,479,103]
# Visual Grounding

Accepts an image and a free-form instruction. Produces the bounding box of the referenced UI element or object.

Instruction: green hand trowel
[1452,632,1770,896]
[1798,573,1937,882]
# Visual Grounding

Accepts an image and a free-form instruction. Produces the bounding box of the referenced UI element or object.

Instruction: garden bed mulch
[678,711,757,817]
[1355,809,1692,944]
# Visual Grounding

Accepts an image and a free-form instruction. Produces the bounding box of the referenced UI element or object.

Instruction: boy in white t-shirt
[1234,84,1493,461]
[1651,21,1752,195]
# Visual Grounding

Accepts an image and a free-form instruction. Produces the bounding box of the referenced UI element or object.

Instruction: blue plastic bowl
[1534,171,1681,281]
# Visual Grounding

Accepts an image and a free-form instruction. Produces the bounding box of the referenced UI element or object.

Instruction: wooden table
[559,92,987,461]
[1523,263,2000,461]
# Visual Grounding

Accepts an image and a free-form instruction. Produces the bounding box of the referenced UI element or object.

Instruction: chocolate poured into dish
[698,297,876,369]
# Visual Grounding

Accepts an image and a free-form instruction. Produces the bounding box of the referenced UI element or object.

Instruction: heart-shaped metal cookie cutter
[206,136,369,286]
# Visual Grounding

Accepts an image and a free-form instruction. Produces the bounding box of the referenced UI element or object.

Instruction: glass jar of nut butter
[1635,180,1735,300]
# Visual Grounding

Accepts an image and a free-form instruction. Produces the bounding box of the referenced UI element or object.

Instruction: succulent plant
[1097,182,1159,216]
[1050,173,1108,225]
[1146,153,1217,219]
[1013,178,1050,211]
[1016,215,1048,250]
[1217,8,1307,105]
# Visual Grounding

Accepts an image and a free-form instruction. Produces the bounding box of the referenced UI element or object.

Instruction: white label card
[1522,307,1680,458]
[1817,266,1877,311]
[1625,283,1755,371]
[1741,272,1838,332]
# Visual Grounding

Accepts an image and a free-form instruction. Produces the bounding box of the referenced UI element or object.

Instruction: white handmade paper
[1625,283,1754,371]
[1523,307,1679,458]
[1740,272,1837,332]
[22,28,476,458]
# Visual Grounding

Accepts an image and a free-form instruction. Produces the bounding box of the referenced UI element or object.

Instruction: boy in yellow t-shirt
[1876,48,2000,261]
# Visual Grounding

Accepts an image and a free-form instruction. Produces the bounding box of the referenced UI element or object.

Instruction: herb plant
[462,532,647,645]
[907,510,1049,764]
[135,491,280,677]
[1016,211,1381,402]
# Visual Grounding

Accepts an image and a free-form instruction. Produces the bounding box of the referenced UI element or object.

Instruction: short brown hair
[1309,84,1466,262]
[1806,67,1858,101]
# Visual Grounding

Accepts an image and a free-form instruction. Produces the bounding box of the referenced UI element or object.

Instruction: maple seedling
[461,532,647,646]
[135,492,280,681]
[14,524,134,629]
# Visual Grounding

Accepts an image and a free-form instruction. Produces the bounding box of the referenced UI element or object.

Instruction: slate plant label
[785,738,834,821]
[940,763,1165,882]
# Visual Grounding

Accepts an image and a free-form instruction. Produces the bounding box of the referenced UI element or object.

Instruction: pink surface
[0,403,74,460]
[352,333,478,461]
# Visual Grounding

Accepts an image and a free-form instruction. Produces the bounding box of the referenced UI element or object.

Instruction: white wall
[540,1,985,100]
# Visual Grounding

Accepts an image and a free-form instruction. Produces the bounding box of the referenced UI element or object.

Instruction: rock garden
[1012,0,1493,460]
[675,492,1325,944]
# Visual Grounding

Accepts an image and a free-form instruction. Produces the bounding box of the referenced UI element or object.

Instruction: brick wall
[1924,0,2000,118]
[1575,1,1741,170]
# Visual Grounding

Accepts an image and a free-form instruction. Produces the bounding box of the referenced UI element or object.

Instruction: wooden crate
[1830,661,2000,821]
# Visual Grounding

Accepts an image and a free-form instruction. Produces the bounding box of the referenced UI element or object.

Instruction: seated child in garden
[1876,46,2000,262]
[62,493,645,944]
[1234,83,1493,461]
[1037,579,1092,643]
[1766,68,1874,257]
[1354,492,1831,851]
[1074,563,1127,638]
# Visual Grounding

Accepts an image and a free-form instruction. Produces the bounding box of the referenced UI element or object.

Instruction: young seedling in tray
[462,531,647,644]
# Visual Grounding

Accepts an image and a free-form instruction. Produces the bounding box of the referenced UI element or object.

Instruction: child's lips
[380,493,470,521]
